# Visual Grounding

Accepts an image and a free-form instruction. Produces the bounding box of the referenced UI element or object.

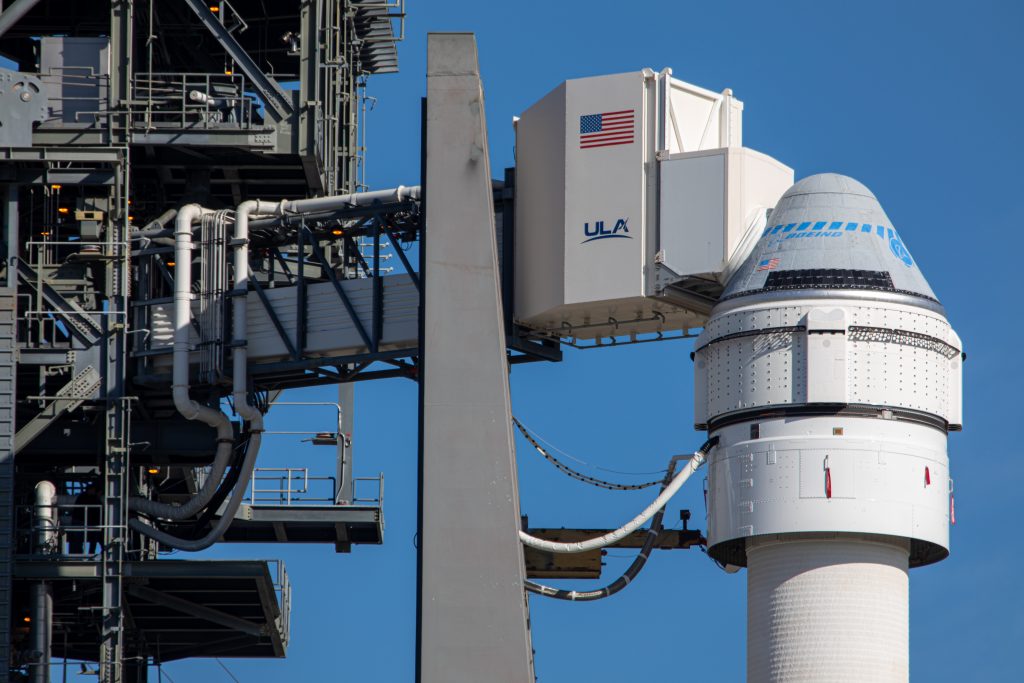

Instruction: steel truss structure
[0,2,411,681]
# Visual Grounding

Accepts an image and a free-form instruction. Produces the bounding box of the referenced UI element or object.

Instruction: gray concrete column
[418,32,535,683]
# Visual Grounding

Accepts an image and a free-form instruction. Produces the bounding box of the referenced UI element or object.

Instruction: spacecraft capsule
[694,173,963,682]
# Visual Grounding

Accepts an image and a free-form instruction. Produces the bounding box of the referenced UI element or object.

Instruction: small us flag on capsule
[756,257,780,271]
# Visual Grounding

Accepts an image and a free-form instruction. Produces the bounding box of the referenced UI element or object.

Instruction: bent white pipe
[129,204,236,520]
[132,187,417,540]
[518,450,708,554]
[132,201,270,549]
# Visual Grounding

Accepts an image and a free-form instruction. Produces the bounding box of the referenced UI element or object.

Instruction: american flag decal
[756,257,780,271]
[579,110,635,149]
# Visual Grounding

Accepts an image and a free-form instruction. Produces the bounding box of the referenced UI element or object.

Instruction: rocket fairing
[694,174,962,682]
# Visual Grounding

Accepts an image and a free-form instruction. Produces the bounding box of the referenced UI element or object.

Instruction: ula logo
[582,218,631,244]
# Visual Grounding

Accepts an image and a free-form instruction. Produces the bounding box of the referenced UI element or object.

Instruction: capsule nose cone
[721,174,940,305]
[781,173,876,201]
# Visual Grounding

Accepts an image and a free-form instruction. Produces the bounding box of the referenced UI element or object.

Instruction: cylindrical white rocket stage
[747,536,909,682]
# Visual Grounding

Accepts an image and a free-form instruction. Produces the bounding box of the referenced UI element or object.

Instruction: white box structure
[513,69,793,341]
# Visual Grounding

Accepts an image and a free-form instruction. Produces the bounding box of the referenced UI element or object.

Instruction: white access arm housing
[513,69,793,341]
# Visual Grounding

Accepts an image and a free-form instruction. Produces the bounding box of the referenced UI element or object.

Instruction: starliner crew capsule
[694,173,963,683]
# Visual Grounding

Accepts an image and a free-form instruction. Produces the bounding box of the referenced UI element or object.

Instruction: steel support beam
[14,366,101,454]
[248,271,300,359]
[386,228,420,290]
[0,186,19,683]
[0,296,16,683]
[0,0,41,40]
[308,240,373,349]
[417,33,535,683]
[182,0,294,120]
[98,125,130,683]
[16,261,104,345]
[336,383,354,506]
[125,585,265,638]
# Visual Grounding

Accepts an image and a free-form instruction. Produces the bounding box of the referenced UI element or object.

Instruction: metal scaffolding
[0,2,405,681]
[1,5,570,681]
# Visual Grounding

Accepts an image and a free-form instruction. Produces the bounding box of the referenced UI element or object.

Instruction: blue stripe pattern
[762,221,893,239]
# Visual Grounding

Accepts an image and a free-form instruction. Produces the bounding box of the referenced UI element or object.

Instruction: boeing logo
[582,218,631,244]
[762,220,914,267]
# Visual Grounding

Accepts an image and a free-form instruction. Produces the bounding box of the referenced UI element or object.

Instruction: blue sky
[168,2,1022,680]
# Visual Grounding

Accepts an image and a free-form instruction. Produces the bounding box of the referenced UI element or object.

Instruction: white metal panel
[562,72,648,307]
[806,308,848,403]
[724,148,794,272]
[245,275,418,361]
[695,297,961,423]
[947,330,963,428]
[659,152,725,276]
[705,417,950,553]
[694,354,708,427]
[662,75,741,153]
[799,449,855,499]
[658,148,793,282]
[513,83,566,323]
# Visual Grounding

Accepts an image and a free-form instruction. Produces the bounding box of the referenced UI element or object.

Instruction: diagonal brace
[247,269,299,359]
[14,365,101,453]
[17,261,104,345]
[126,584,266,637]
[182,0,293,119]
[308,240,373,350]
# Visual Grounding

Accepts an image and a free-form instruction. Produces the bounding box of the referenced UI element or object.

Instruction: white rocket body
[694,174,963,682]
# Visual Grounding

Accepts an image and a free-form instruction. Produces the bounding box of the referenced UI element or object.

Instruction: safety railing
[131,72,258,130]
[15,503,107,559]
[29,67,273,138]
[243,467,382,508]
[351,475,384,508]
[266,558,292,648]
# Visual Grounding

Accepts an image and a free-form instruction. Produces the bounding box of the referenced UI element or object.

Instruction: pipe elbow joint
[171,386,201,421]
[174,203,205,236]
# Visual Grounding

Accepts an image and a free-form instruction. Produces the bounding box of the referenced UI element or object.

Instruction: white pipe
[129,204,236,520]
[30,481,55,683]
[131,187,417,537]
[241,187,420,223]
[233,200,280,431]
[131,201,270,549]
[233,202,281,412]
[33,480,57,552]
[165,188,420,539]
[518,449,707,554]
[279,185,420,215]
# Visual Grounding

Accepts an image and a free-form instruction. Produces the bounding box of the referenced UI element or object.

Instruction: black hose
[142,432,251,542]
[187,431,251,536]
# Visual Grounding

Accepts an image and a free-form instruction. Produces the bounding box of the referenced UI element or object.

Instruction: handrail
[243,467,382,507]
[15,503,109,558]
